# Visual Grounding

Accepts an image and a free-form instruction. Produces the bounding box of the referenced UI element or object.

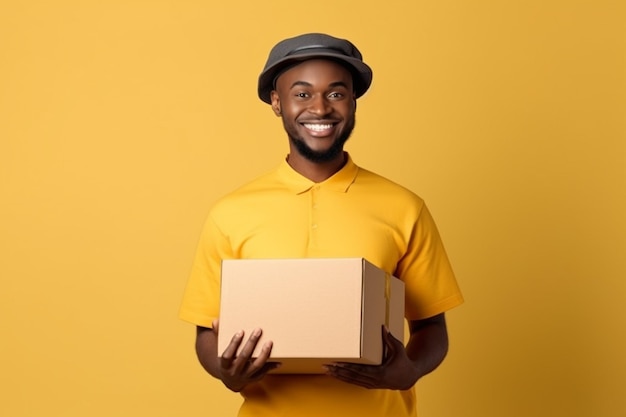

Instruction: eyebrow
[289,81,350,90]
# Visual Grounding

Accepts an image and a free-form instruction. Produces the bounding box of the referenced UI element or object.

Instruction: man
[180,33,463,416]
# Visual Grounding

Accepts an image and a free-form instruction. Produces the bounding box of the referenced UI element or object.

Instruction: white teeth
[304,123,333,132]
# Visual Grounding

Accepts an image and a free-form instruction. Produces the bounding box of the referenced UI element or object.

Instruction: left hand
[324,326,418,390]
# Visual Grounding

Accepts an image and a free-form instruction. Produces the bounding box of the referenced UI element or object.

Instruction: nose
[308,94,332,116]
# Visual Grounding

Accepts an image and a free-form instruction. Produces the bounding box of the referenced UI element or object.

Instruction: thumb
[382,325,398,360]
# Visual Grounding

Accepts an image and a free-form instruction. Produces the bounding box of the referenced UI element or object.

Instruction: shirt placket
[308,184,321,251]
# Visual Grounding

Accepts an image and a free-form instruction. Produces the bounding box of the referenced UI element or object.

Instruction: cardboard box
[217,258,405,374]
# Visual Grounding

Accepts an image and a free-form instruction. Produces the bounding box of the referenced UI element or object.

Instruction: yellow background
[1,1,624,416]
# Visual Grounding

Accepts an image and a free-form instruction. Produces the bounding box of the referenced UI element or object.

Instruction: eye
[328,92,345,99]
[295,92,309,99]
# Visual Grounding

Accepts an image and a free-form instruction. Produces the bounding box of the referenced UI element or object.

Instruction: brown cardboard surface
[217,258,405,374]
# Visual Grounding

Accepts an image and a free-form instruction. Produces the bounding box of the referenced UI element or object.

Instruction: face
[270,59,356,164]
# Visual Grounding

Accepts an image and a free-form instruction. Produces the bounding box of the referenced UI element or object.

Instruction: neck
[286,151,347,183]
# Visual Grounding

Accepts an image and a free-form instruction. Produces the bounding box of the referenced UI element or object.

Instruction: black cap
[257,33,373,104]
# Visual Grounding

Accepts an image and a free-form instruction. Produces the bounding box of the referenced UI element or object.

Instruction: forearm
[195,326,222,380]
[405,313,449,382]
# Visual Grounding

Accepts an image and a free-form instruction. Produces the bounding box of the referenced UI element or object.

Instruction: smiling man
[271,58,356,182]
[272,58,355,165]
[180,33,464,416]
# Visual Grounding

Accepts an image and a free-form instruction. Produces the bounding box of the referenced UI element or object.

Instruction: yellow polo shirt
[180,154,463,417]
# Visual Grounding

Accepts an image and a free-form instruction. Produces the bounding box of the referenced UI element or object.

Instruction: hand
[213,319,280,392]
[324,326,418,390]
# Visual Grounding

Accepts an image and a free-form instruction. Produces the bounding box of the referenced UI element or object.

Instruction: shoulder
[209,167,283,215]
[353,166,425,207]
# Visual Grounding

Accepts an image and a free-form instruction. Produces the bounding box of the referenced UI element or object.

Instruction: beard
[285,115,356,163]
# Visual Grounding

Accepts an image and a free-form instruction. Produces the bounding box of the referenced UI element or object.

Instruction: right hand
[213,319,280,392]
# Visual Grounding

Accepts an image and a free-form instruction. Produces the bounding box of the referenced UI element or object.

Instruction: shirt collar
[276,153,359,194]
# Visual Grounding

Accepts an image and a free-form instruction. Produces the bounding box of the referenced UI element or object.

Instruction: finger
[381,326,394,363]
[248,361,282,382]
[325,363,380,382]
[245,340,274,377]
[232,328,263,374]
[381,325,389,341]
[220,330,244,368]
[383,325,404,347]
[324,364,378,389]
[382,326,402,363]
[238,328,262,359]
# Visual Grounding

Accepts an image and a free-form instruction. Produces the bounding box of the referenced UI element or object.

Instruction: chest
[227,189,407,272]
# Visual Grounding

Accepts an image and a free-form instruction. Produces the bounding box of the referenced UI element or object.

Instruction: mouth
[300,121,338,136]
[303,123,334,131]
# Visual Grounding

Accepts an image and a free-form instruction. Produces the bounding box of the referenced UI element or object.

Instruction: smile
[303,123,335,132]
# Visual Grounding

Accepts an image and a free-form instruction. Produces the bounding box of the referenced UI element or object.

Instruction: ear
[270,91,281,116]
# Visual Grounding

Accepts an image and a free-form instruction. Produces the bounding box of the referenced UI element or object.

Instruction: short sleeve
[178,213,233,327]
[396,203,464,320]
